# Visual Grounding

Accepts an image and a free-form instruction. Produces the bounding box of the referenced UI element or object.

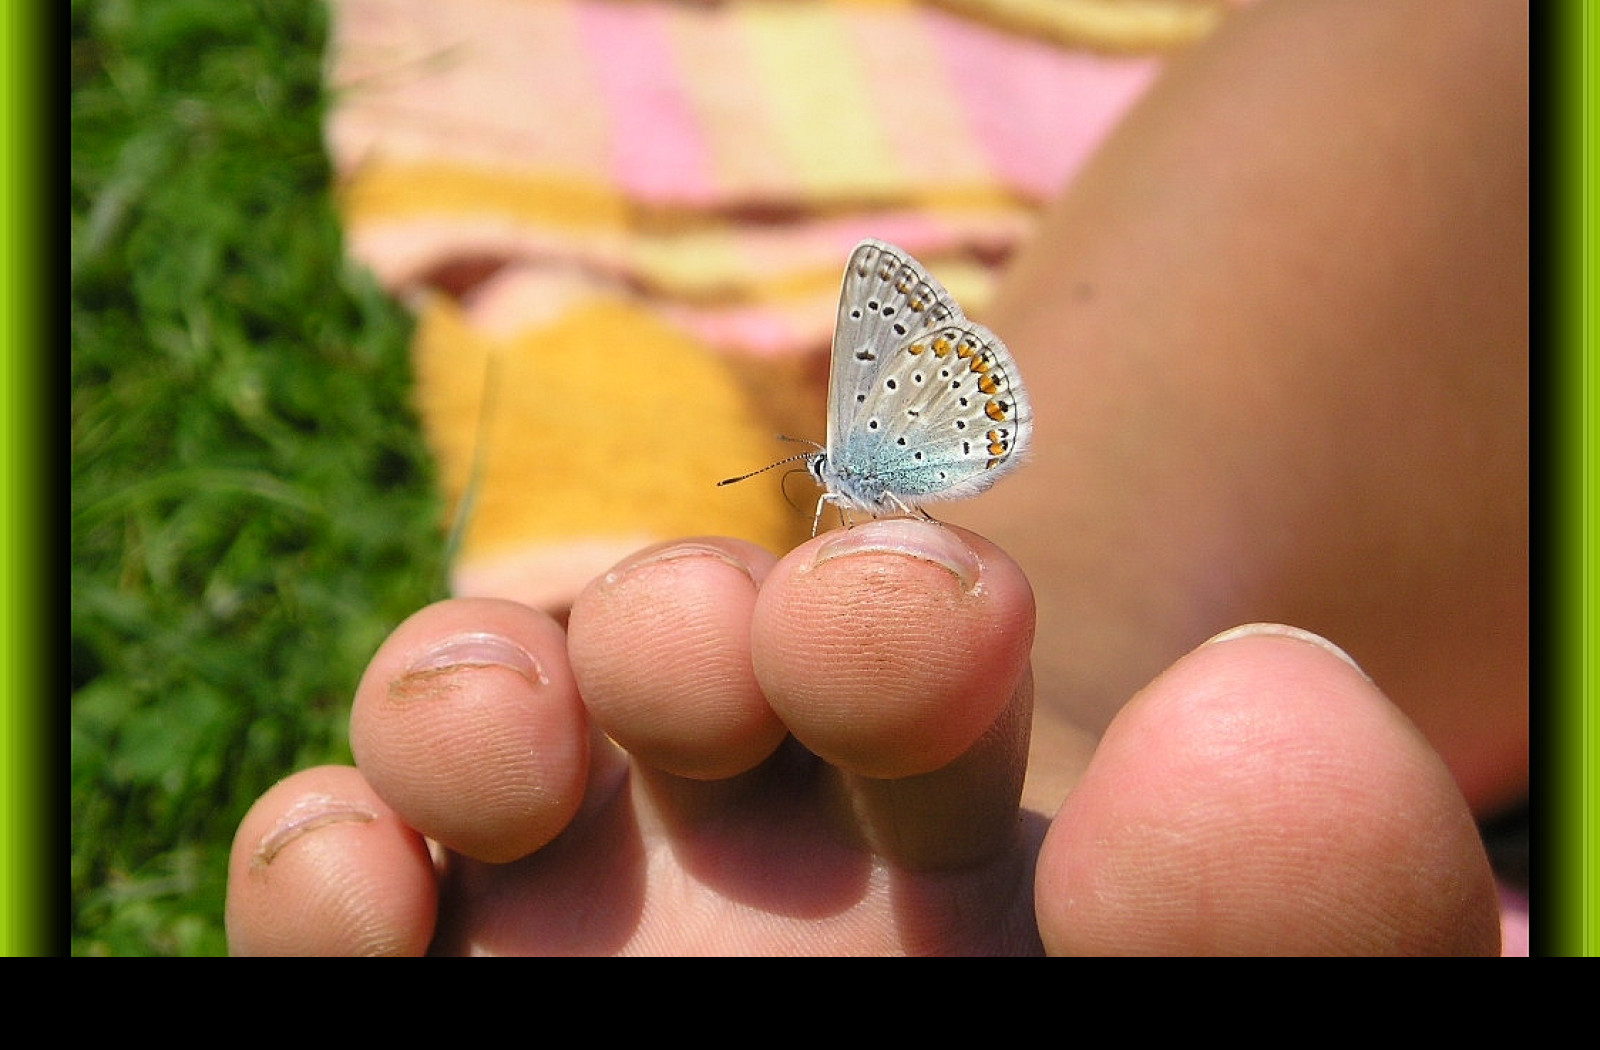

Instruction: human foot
[226,522,1498,954]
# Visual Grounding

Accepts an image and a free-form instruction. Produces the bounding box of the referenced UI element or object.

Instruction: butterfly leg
[812,493,868,536]
[811,494,835,538]
[881,493,939,527]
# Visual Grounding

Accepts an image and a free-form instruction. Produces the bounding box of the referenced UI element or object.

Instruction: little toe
[226,765,437,956]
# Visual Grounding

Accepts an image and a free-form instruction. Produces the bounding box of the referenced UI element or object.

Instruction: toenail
[810,518,981,590]
[250,793,378,870]
[601,541,758,585]
[401,631,549,687]
[1200,622,1373,682]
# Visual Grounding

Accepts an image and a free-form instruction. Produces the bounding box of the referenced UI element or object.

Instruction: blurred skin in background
[974,0,1528,824]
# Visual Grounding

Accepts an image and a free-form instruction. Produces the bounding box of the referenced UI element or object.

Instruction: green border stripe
[1561,0,1600,960]
[1583,0,1598,959]
[1554,0,1595,960]
[0,2,41,957]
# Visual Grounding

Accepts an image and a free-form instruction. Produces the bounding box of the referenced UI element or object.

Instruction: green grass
[71,0,447,955]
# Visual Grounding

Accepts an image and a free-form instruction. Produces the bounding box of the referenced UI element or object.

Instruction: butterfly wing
[825,240,1031,510]
[827,240,965,455]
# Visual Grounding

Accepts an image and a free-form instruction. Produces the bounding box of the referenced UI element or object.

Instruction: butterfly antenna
[716,436,822,487]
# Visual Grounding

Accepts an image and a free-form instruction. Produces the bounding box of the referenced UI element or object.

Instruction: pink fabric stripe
[574,0,718,205]
[842,7,989,192]
[925,8,1160,199]
[669,5,798,201]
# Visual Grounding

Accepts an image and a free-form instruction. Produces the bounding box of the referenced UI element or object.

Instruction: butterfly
[723,239,1032,535]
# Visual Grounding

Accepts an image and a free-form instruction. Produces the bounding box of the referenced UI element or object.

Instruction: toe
[568,538,784,780]
[226,765,437,956]
[349,598,590,864]
[1035,624,1501,955]
[753,520,1034,778]
[752,519,1036,868]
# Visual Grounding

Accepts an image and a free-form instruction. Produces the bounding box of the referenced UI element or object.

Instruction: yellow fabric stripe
[739,1,905,199]
[339,163,630,231]
[931,0,1227,53]
[341,159,1028,231]
[412,294,806,553]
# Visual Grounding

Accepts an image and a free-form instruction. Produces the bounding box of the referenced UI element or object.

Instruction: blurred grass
[71,0,447,955]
